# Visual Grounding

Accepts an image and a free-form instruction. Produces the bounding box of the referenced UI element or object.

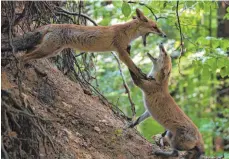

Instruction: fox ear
[136,8,148,22]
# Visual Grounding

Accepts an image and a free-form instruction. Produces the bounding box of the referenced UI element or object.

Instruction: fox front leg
[127,111,150,128]
[117,48,147,79]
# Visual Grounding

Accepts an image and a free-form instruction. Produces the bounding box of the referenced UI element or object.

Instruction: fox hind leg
[21,45,63,63]
[184,147,203,159]
[154,149,179,157]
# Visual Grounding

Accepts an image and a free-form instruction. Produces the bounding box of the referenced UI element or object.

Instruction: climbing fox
[20,9,166,78]
[127,43,205,159]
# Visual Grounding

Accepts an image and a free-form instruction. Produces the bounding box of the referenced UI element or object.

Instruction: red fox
[128,43,205,159]
[19,9,166,78]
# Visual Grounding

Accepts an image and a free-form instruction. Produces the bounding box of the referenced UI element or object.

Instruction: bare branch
[128,1,166,21]
[176,1,185,76]
[112,52,136,117]
[55,7,98,26]
[55,12,76,24]
[1,138,9,159]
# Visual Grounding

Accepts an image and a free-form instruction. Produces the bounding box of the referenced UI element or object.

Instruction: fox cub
[20,9,166,78]
[128,43,204,159]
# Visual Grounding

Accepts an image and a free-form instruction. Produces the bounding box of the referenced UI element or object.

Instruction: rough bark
[217,1,229,37]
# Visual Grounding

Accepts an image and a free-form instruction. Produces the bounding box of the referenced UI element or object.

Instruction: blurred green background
[71,1,229,157]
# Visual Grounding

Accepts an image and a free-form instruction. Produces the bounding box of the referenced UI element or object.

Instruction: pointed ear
[136,8,148,22]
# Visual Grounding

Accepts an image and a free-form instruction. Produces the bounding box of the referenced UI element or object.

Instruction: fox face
[135,9,166,46]
[128,43,171,92]
[147,43,171,84]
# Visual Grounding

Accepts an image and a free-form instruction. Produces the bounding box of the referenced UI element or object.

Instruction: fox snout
[161,33,167,38]
[151,30,166,38]
[159,43,166,54]
[157,30,167,38]
[151,26,166,38]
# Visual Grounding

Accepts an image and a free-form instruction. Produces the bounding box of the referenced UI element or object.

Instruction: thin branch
[218,87,229,95]
[55,7,98,26]
[1,137,9,159]
[128,1,166,21]
[176,1,185,76]
[2,101,54,122]
[112,52,136,117]
[55,12,76,24]
[77,1,83,25]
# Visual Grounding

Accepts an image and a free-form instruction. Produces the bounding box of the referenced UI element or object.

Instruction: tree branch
[55,7,98,26]
[112,52,136,117]
[128,1,167,21]
[176,1,185,76]
[1,137,9,159]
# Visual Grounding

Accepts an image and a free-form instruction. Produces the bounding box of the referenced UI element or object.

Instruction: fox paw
[124,122,135,129]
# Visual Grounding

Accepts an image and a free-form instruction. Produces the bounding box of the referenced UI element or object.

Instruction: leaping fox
[20,9,166,78]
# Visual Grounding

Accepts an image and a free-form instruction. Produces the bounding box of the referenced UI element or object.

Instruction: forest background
[1,1,229,158]
[85,1,229,157]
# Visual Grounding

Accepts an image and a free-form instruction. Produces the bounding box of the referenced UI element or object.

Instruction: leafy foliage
[85,1,229,156]
[122,1,131,17]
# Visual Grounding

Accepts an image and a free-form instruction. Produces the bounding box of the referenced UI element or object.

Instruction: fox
[127,43,205,159]
[19,8,166,78]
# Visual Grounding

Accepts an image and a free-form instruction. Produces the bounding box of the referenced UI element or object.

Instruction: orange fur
[21,9,166,78]
[128,44,204,158]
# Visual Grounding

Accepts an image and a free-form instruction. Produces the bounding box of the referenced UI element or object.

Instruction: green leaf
[205,58,217,72]
[201,65,211,81]
[99,18,111,26]
[199,2,204,9]
[227,7,229,12]
[220,67,228,78]
[217,57,227,69]
[121,1,131,17]
[220,39,229,51]
[193,60,202,73]
[212,39,220,49]
[223,13,229,20]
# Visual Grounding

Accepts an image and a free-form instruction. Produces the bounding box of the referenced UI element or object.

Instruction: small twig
[77,1,83,25]
[37,120,57,153]
[128,1,166,21]
[218,87,229,95]
[2,101,54,122]
[176,1,185,76]
[55,12,76,24]
[8,113,21,130]
[1,137,10,159]
[3,109,11,133]
[56,7,98,26]
[112,52,136,117]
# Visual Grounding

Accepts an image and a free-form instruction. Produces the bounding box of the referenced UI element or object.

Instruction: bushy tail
[1,31,44,52]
